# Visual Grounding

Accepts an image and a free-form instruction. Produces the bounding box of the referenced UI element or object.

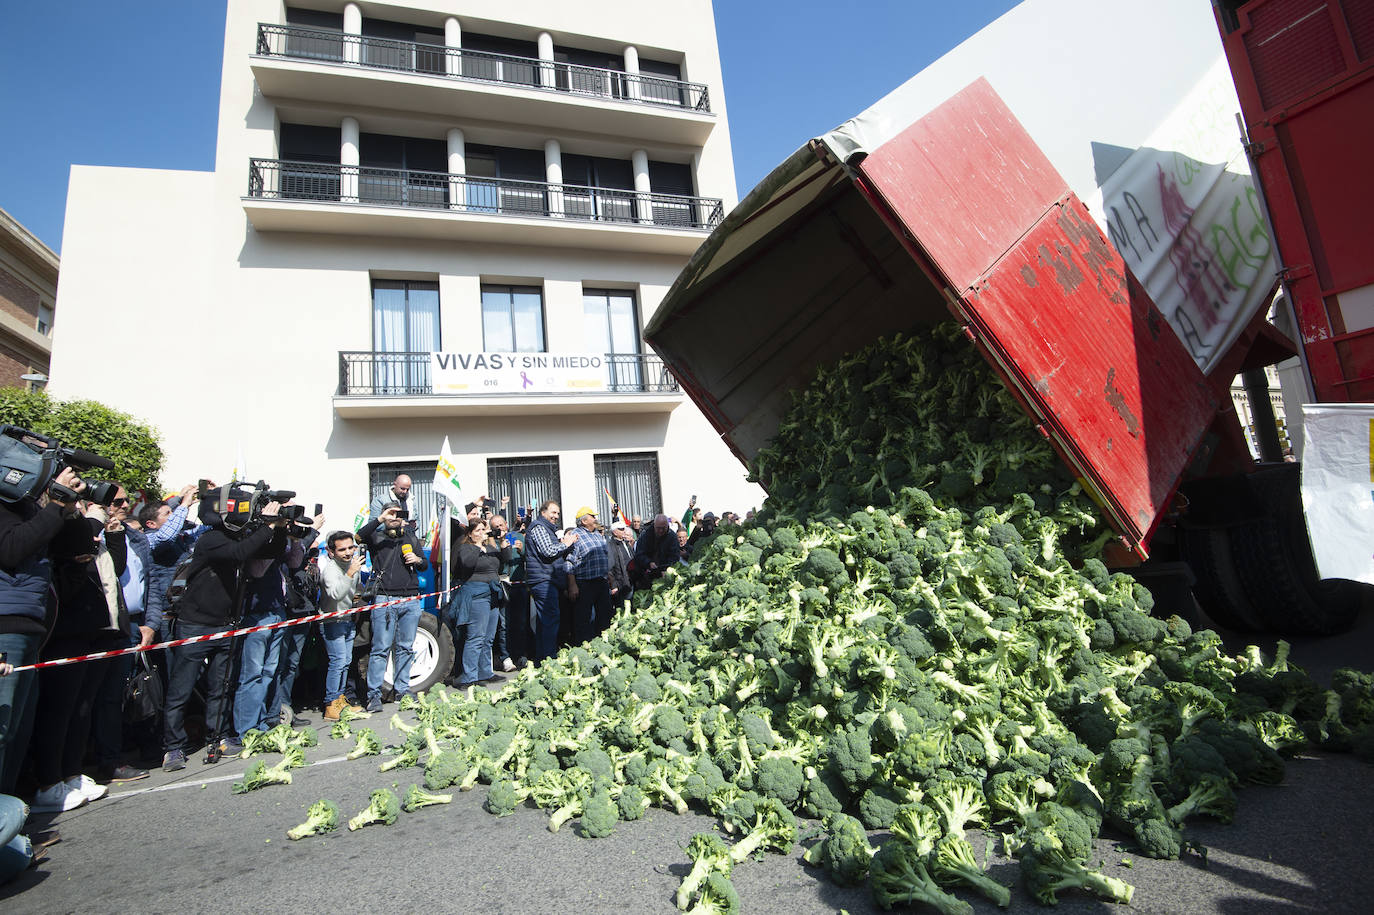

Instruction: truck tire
[1226,515,1360,636]
[353,611,454,696]
[1177,521,1268,632]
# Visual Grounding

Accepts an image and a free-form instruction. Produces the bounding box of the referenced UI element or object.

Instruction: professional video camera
[199,479,312,533]
[0,424,120,505]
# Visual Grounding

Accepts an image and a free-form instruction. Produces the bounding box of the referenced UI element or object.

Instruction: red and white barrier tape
[7,587,458,673]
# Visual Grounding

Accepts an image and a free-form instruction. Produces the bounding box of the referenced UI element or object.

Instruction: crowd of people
[0,467,748,882]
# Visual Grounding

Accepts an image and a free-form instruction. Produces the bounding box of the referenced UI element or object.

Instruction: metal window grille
[368,463,439,533]
[594,453,662,522]
[487,457,562,518]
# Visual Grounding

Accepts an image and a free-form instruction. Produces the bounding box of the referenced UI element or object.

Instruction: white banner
[1088,57,1277,376]
[1300,404,1374,584]
[430,352,607,394]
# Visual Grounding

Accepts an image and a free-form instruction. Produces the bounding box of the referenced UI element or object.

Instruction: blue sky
[0,1,1020,254]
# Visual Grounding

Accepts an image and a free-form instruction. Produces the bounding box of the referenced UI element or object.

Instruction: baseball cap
[574,506,596,520]
[703,512,717,521]
[611,520,628,531]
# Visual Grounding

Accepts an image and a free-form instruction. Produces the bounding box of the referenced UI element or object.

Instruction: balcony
[334,351,683,419]
[251,24,716,146]
[244,159,723,254]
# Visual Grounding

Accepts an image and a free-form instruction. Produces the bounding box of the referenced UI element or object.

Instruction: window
[278,123,342,200]
[561,155,636,222]
[284,7,344,61]
[369,463,438,533]
[461,33,540,86]
[639,58,686,107]
[488,457,561,515]
[359,132,448,206]
[464,144,546,215]
[482,285,545,352]
[584,289,642,389]
[36,304,53,335]
[372,280,440,393]
[648,160,696,226]
[360,17,445,74]
[594,453,661,522]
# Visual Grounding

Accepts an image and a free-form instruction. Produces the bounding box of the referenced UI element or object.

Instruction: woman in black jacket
[448,521,503,688]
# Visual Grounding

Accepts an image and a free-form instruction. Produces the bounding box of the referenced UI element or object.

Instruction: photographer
[270,514,325,728]
[222,508,303,757]
[358,502,428,713]
[0,466,88,798]
[160,493,289,772]
[30,497,130,812]
[319,530,366,721]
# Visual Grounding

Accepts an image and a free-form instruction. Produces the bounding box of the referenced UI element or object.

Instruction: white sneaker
[31,782,86,813]
[502,658,516,672]
[65,774,108,803]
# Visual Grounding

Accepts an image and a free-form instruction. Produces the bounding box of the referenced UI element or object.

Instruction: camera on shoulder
[0,424,118,505]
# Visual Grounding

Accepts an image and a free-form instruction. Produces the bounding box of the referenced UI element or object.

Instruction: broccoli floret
[824,726,875,795]
[484,779,527,817]
[684,870,740,915]
[578,787,618,838]
[402,783,453,812]
[230,757,294,793]
[930,833,1011,907]
[617,783,651,821]
[630,670,662,701]
[348,788,401,830]
[727,795,797,863]
[1014,802,1135,904]
[858,785,904,829]
[286,799,340,840]
[869,838,973,914]
[677,832,735,909]
[652,706,689,747]
[802,813,875,887]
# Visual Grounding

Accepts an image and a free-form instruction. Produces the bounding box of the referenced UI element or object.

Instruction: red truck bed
[647,80,1220,555]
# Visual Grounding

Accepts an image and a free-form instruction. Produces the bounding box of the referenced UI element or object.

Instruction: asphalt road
[4,611,1372,915]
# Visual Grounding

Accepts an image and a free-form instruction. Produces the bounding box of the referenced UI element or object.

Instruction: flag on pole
[434,436,463,590]
[602,486,629,525]
[352,504,369,532]
[434,436,464,505]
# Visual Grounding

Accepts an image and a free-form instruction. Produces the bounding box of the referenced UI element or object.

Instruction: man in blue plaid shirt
[566,506,612,646]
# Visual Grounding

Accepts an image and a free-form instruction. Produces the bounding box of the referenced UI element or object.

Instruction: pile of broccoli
[293,325,1374,907]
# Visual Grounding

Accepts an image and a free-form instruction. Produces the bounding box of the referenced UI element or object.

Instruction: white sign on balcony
[430,352,607,394]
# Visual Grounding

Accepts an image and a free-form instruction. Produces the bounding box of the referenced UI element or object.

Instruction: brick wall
[0,339,38,389]
[0,264,41,326]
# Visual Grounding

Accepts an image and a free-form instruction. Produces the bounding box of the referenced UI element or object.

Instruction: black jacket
[176,524,278,627]
[359,519,428,596]
[607,534,633,593]
[0,500,86,635]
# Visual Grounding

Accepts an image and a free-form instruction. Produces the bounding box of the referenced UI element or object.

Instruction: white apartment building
[51,0,764,535]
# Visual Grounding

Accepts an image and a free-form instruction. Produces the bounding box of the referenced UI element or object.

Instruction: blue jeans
[0,631,41,796]
[367,596,421,702]
[0,794,31,885]
[269,622,308,715]
[458,589,498,685]
[322,617,356,704]
[233,608,284,739]
[529,579,561,661]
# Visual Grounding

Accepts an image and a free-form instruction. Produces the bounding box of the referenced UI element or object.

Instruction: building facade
[0,207,57,390]
[51,0,763,533]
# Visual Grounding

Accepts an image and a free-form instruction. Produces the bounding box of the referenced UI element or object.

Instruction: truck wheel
[353,612,454,696]
[1227,516,1360,636]
[1177,522,1267,632]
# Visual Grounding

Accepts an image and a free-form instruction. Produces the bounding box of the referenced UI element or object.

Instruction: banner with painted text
[1300,404,1374,585]
[430,352,607,394]
[1087,57,1277,376]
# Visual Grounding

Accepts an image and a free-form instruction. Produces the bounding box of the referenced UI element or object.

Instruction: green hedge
[0,387,164,495]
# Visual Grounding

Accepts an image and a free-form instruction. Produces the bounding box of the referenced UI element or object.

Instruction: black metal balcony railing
[255,24,712,113]
[338,352,681,397]
[248,159,724,231]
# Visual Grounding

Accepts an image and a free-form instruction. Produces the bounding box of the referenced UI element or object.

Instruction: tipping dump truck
[644,71,1367,637]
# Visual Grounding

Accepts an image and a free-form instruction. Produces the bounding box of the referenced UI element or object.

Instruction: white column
[447,128,465,211]
[343,3,362,65]
[444,17,461,77]
[623,45,641,101]
[537,32,556,89]
[341,117,360,202]
[632,149,652,223]
[545,139,563,217]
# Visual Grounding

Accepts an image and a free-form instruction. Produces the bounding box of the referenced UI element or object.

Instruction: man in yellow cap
[566,506,612,646]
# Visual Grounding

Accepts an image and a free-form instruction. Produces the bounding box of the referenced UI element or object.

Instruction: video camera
[200,479,312,534]
[0,425,120,505]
